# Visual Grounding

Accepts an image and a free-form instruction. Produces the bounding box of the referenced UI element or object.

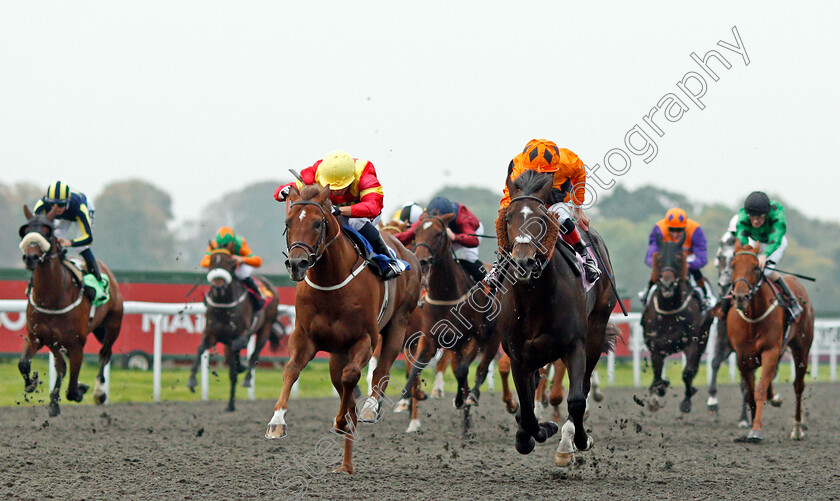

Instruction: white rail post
[487,360,495,391]
[200,350,209,401]
[790,356,796,381]
[366,357,378,396]
[246,335,256,401]
[632,324,642,388]
[153,314,163,402]
[830,338,837,382]
[607,351,615,386]
[291,379,300,398]
[728,352,737,382]
[103,362,110,404]
[49,352,57,392]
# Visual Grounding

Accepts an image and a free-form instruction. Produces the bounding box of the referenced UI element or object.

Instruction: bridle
[283,200,341,268]
[413,215,449,267]
[655,244,684,296]
[731,250,765,304]
[506,194,553,279]
[19,218,63,266]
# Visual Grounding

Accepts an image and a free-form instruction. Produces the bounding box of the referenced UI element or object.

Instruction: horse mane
[513,170,552,197]
[299,184,325,201]
[496,206,510,252]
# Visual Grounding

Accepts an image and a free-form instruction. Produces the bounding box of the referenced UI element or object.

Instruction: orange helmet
[517,139,562,173]
[664,208,688,229]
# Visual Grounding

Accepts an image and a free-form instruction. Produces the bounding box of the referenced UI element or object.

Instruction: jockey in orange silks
[201,227,267,310]
[498,139,600,283]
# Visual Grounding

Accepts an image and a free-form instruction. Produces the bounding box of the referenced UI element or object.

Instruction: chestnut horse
[728,243,813,441]
[496,170,618,467]
[265,183,420,474]
[18,206,123,417]
[641,234,713,413]
[400,212,501,437]
[186,247,281,411]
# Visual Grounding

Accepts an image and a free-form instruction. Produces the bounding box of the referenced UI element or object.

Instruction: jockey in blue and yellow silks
[33,181,102,284]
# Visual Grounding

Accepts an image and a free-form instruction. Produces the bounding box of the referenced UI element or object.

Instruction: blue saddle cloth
[342,225,411,278]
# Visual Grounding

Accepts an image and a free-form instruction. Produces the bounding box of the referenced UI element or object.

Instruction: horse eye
[313,220,322,229]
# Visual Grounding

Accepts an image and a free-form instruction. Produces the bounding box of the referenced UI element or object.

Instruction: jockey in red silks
[394,196,486,283]
[274,150,403,280]
[640,208,713,307]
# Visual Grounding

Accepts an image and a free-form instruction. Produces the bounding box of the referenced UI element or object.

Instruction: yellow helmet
[45,181,71,204]
[315,150,356,190]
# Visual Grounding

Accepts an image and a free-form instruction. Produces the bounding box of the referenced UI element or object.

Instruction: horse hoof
[187,376,197,392]
[707,403,719,415]
[465,394,479,407]
[431,389,444,399]
[515,434,536,455]
[48,404,60,417]
[679,399,692,414]
[738,420,750,429]
[790,424,805,441]
[358,398,381,423]
[393,399,410,414]
[265,424,287,439]
[770,395,783,407]
[505,401,519,415]
[452,397,464,410]
[405,419,421,433]
[575,435,594,452]
[746,429,764,443]
[332,464,354,474]
[241,379,252,388]
[555,451,575,467]
[648,397,660,412]
[593,390,604,403]
[541,421,560,439]
[93,392,107,405]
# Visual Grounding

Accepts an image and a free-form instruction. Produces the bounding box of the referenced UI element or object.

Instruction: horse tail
[268,324,282,352]
[602,323,620,354]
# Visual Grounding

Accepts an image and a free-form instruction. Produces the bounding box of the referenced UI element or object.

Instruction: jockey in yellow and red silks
[498,139,600,283]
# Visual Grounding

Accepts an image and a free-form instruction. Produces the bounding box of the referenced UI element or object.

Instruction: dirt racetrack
[1,382,838,500]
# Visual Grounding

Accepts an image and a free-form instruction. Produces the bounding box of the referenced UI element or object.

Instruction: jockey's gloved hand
[331,206,342,217]
[276,185,291,201]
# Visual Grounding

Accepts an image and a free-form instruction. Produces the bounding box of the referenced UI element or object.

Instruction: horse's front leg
[498,353,519,414]
[265,329,316,439]
[224,344,238,412]
[65,344,88,403]
[19,337,42,393]
[748,348,781,442]
[680,341,704,414]
[562,342,592,453]
[187,337,212,393]
[333,336,372,474]
[47,346,67,417]
[648,348,667,411]
[466,336,498,407]
[511,360,539,455]
[707,320,731,413]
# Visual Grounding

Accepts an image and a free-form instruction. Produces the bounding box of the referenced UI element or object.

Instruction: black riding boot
[80,249,102,282]
[774,277,804,319]
[573,241,601,283]
[358,222,402,280]
[457,259,486,284]
[241,276,267,311]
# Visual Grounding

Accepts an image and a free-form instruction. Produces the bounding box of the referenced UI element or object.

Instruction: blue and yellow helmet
[45,181,71,204]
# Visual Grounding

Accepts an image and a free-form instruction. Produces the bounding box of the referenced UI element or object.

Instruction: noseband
[414,216,449,266]
[284,200,340,267]
[20,219,62,266]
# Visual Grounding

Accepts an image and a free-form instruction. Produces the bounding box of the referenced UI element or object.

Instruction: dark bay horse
[642,233,713,413]
[18,206,123,416]
[186,247,281,411]
[495,171,618,467]
[728,243,813,441]
[400,213,500,436]
[266,183,420,474]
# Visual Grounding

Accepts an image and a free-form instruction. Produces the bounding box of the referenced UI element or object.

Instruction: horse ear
[505,174,517,198]
[733,239,744,252]
[441,213,456,225]
[23,204,33,220]
[287,184,301,202]
[677,231,686,247]
[537,173,554,201]
[316,184,331,204]
[655,230,663,248]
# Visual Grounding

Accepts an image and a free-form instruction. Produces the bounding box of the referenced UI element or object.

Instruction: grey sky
[2,1,838,223]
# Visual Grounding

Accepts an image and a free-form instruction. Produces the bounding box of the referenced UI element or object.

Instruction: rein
[22,230,82,315]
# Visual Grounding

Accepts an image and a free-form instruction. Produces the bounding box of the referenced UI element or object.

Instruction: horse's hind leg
[432,349,449,398]
[244,326,271,388]
[790,331,811,440]
[563,342,592,452]
[19,338,42,393]
[65,344,88,404]
[648,350,667,411]
[265,330,317,440]
[707,327,731,414]
[224,344,242,412]
[549,360,566,423]
[498,354,519,414]
[466,338,498,407]
[94,309,122,405]
[48,346,68,417]
[452,339,478,411]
